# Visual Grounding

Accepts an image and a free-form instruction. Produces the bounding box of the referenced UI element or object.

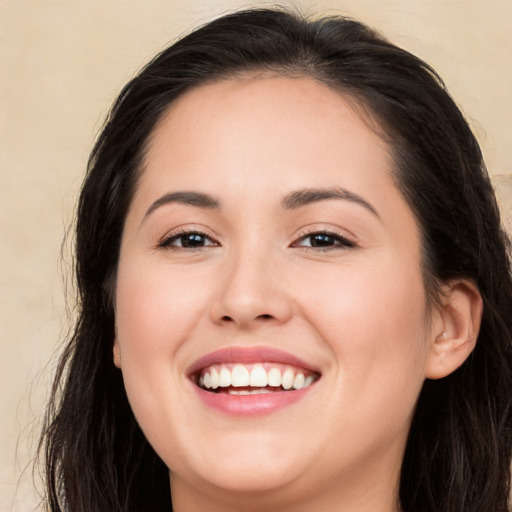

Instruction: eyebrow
[282,187,379,217]
[144,191,221,218]
[143,186,379,220]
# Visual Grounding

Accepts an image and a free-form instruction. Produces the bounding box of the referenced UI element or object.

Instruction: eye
[159,230,219,250]
[292,231,356,250]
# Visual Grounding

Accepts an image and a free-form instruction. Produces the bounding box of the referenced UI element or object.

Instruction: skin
[114,76,481,512]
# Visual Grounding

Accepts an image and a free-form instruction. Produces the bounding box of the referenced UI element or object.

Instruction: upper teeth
[198,363,316,391]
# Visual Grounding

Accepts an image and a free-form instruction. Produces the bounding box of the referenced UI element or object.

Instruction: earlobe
[113,339,122,368]
[425,279,483,380]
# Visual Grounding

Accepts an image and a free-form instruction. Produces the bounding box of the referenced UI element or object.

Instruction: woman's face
[115,76,437,508]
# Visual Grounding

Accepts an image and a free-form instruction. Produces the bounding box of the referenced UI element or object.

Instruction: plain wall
[1,1,511,510]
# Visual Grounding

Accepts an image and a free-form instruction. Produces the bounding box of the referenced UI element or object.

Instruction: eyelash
[291,230,356,251]
[158,229,356,251]
[158,229,219,250]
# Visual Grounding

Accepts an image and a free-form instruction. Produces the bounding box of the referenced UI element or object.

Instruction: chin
[169,436,308,495]
[202,467,294,493]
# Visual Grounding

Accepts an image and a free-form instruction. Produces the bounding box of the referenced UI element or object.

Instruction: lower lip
[193,385,315,416]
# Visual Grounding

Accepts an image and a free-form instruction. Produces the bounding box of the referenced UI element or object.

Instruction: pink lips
[187,346,320,375]
[187,346,320,416]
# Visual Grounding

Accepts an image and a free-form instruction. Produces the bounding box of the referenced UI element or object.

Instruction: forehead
[139,76,395,203]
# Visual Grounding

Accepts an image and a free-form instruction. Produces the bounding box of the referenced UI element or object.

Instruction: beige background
[1,1,511,510]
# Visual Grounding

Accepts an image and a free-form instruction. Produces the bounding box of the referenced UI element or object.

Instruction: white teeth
[293,373,305,390]
[210,366,219,389]
[219,367,231,387]
[282,368,294,390]
[267,367,282,387]
[199,363,318,391]
[249,365,268,387]
[231,364,250,387]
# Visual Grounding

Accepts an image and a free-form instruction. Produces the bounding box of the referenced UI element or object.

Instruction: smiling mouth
[194,362,320,395]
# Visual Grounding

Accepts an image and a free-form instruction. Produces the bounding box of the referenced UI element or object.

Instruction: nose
[209,250,293,330]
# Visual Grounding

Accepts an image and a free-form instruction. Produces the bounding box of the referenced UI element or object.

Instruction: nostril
[215,309,283,326]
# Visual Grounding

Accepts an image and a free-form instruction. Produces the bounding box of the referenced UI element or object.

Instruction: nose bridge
[210,239,292,328]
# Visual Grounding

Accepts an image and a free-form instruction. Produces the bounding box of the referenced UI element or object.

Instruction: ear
[425,279,483,380]
[113,338,122,368]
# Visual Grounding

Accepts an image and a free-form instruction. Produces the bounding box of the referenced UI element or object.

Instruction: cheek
[115,261,208,356]
[113,261,213,464]
[300,257,430,412]
[113,261,209,425]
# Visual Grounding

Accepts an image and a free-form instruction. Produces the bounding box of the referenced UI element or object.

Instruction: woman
[39,8,512,512]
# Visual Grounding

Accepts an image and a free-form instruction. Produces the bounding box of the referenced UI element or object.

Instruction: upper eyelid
[161,224,218,238]
[158,227,220,247]
[292,225,358,244]
[291,231,356,248]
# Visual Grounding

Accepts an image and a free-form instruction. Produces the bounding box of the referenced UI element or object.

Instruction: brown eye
[160,231,218,249]
[294,231,355,249]
[308,233,338,247]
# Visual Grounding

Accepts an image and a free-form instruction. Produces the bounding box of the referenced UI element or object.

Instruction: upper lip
[187,346,321,377]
